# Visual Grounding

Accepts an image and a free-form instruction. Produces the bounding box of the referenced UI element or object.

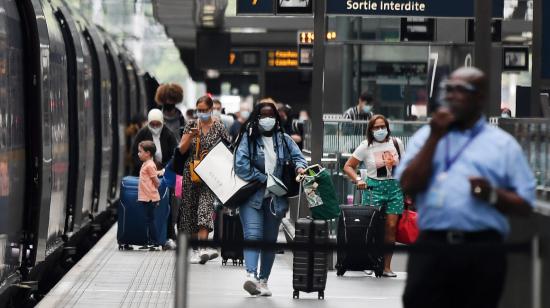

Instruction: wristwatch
[355,176,362,184]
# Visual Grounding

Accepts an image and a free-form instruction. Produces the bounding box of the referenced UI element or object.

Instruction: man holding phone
[395,67,536,308]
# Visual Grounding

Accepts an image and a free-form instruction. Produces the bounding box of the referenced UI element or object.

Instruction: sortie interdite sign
[327,0,504,18]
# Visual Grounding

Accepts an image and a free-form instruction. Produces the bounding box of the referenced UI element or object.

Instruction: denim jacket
[234,132,307,218]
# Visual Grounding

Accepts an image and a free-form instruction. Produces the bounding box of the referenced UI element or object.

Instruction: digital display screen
[276,0,313,14]
[299,45,313,68]
[503,47,529,71]
[267,50,299,68]
[229,50,261,68]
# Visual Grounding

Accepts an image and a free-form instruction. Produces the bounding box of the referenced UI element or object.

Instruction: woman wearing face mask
[233,102,307,297]
[155,83,186,139]
[343,114,405,278]
[131,109,178,176]
[178,95,230,264]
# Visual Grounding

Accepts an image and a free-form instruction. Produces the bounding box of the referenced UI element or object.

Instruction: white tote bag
[194,142,248,204]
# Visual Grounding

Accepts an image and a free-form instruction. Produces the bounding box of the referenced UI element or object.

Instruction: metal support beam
[474,0,493,116]
[310,0,327,164]
[175,235,189,308]
[531,0,543,117]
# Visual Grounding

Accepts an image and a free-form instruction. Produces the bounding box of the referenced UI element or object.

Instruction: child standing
[138,141,163,251]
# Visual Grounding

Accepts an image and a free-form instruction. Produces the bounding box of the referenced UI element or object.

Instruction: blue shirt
[394,117,536,236]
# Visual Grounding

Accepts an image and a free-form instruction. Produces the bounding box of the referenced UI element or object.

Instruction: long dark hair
[367,114,392,146]
[233,102,285,173]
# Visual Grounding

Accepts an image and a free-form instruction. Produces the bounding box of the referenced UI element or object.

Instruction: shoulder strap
[392,137,401,160]
[194,123,200,160]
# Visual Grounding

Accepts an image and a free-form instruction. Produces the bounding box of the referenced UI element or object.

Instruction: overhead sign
[237,0,274,14]
[326,0,504,18]
[276,0,313,14]
[267,50,299,68]
[228,50,261,68]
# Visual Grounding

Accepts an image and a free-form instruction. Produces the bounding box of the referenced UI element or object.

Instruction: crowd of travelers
[127,66,535,307]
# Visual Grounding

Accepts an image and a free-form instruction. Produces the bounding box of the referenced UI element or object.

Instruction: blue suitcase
[117,176,170,248]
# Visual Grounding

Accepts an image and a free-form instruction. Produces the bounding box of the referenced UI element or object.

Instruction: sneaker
[243,273,261,296]
[364,270,373,276]
[198,249,210,264]
[149,245,161,251]
[382,271,397,278]
[258,279,272,297]
[190,250,201,264]
[138,245,150,250]
[164,239,177,250]
[207,248,219,260]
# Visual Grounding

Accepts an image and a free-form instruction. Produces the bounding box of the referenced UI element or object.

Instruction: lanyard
[444,124,484,172]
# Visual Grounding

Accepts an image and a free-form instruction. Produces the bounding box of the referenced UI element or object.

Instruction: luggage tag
[426,172,448,208]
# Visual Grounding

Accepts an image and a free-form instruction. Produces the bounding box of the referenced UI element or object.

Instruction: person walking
[233,102,307,297]
[343,91,375,121]
[155,83,186,139]
[343,114,405,277]
[178,95,230,264]
[396,67,535,308]
[132,109,178,176]
[137,140,164,251]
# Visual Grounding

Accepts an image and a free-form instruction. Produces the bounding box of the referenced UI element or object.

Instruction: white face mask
[212,110,222,117]
[373,128,388,142]
[241,111,250,120]
[259,117,276,132]
[149,125,162,136]
[501,113,511,118]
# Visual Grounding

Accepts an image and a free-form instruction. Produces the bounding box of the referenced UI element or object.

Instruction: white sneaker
[207,248,219,260]
[364,270,373,276]
[259,279,272,297]
[164,239,177,250]
[243,273,261,296]
[198,249,210,264]
[189,250,201,264]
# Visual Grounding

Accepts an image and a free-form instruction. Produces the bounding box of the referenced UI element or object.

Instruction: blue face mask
[241,111,250,120]
[373,128,388,142]
[259,117,276,132]
[197,112,211,121]
[363,105,373,113]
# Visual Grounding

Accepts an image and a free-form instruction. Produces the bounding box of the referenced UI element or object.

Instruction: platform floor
[38,225,407,308]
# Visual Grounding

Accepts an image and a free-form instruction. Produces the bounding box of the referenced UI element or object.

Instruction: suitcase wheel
[293,290,299,299]
[222,259,227,266]
[318,291,324,300]
[374,270,383,278]
[118,244,123,251]
[232,260,238,266]
[336,269,346,277]
[239,259,244,266]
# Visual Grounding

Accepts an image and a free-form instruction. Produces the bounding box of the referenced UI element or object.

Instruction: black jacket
[131,126,178,176]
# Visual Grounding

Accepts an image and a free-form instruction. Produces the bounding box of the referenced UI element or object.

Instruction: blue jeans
[239,198,282,281]
[142,201,159,245]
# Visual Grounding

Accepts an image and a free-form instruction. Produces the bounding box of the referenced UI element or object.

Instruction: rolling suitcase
[292,218,328,300]
[219,209,244,266]
[117,176,170,249]
[335,189,386,277]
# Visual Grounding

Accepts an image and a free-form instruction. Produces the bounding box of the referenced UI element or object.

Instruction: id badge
[426,172,447,208]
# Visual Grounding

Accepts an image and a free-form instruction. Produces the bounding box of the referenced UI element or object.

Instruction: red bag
[396,209,419,244]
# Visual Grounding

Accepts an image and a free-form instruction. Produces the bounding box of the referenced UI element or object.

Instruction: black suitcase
[292,218,328,300]
[335,204,386,277]
[219,209,244,266]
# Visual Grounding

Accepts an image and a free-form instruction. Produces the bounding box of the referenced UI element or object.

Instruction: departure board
[267,50,299,68]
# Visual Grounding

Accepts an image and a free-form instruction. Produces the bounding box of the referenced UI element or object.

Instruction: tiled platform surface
[38,225,407,308]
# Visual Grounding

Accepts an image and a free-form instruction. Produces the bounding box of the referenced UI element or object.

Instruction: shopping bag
[194,142,253,207]
[299,165,340,220]
[396,209,419,244]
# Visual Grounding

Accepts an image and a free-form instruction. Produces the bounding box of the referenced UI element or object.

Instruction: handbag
[190,132,208,184]
[298,165,340,220]
[396,208,419,245]
[281,135,300,197]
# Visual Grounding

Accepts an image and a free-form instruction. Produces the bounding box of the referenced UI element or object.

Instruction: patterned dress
[178,120,229,234]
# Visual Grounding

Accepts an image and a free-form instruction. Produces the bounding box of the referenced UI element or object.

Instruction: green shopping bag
[301,165,340,220]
